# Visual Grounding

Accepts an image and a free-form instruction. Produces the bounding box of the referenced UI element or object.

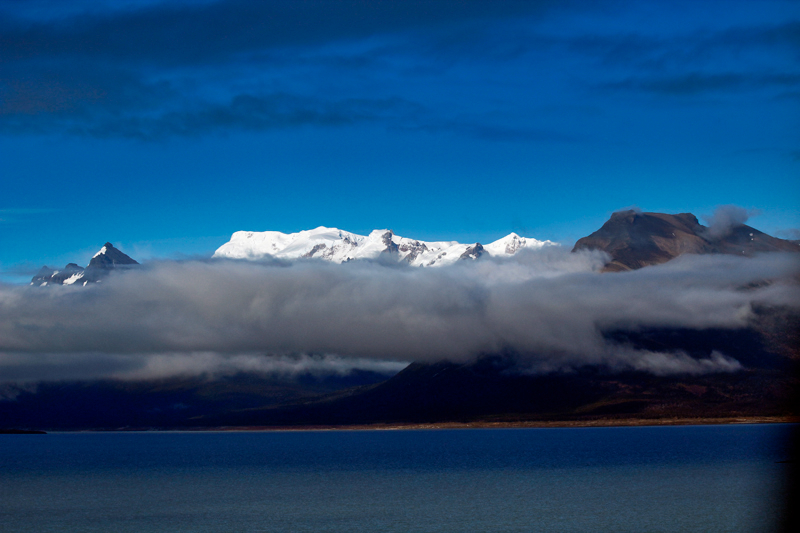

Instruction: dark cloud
[0,62,171,116]
[566,33,663,66]
[566,20,800,98]
[402,120,579,144]
[1,249,797,382]
[0,63,174,137]
[0,0,554,67]
[567,21,800,70]
[1,86,577,142]
[0,0,571,138]
[703,21,800,54]
[605,72,800,96]
[75,94,422,140]
[0,1,795,139]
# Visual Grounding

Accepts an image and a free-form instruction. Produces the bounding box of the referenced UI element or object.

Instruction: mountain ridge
[28,211,799,284]
[13,209,800,429]
[31,242,138,286]
[572,209,799,271]
[213,226,556,266]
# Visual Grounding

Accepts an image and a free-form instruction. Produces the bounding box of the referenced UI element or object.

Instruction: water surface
[0,424,792,532]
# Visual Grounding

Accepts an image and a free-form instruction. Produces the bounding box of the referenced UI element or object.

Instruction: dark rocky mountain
[87,242,139,269]
[4,313,796,430]
[187,318,798,428]
[31,243,138,286]
[0,369,394,430]
[572,210,799,271]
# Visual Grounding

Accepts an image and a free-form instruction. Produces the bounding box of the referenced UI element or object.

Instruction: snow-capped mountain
[31,242,139,286]
[213,227,555,266]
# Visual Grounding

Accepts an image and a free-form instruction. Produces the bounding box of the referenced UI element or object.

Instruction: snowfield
[213,226,556,266]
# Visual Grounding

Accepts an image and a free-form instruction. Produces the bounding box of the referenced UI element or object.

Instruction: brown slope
[572,210,799,271]
[707,224,800,255]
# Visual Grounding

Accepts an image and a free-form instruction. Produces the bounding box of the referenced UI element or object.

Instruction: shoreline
[25,415,794,433]
[209,415,798,432]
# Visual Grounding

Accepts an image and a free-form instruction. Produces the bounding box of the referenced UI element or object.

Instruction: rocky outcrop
[459,243,485,260]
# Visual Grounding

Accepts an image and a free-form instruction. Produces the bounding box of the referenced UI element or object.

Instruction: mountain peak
[215,227,556,266]
[31,243,139,286]
[88,243,138,269]
[573,211,798,271]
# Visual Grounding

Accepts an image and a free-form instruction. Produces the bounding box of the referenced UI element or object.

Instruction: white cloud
[0,248,797,382]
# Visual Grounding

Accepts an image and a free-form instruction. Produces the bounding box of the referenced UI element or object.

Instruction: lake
[0,424,793,532]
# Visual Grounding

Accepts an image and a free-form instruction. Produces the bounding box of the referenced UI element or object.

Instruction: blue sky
[2,0,798,281]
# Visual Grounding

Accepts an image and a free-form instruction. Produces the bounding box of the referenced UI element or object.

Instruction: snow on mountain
[483,233,531,256]
[213,227,556,266]
[31,263,84,286]
[86,242,139,269]
[31,243,139,286]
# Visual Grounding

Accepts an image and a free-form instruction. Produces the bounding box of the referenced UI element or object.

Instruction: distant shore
[205,415,799,432]
[11,415,797,433]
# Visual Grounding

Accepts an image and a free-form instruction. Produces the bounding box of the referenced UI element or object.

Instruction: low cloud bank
[0,352,408,385]
[1,248,798,383]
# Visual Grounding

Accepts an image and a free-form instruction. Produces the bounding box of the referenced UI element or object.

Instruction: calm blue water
[0,425,792,532]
